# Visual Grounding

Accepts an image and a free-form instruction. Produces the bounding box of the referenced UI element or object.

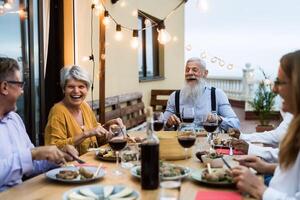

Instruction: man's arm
[240,113,293,145]
[248,144,279,163]
[216,89,240,130]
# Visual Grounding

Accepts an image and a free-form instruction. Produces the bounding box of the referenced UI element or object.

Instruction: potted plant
[248,70,277,132]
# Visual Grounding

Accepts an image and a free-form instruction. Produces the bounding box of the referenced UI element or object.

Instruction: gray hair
[60,65,91,89]
[0,57,20,81]
[186,57,206,70]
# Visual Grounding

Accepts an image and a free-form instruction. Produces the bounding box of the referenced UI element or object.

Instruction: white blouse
[263,152,300,200]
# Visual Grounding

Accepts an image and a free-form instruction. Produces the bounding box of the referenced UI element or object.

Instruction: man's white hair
[186,57,206,70]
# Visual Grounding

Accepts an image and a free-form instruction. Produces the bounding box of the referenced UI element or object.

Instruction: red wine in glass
[109,138,127,151]
[178,136,196,148]
[203,122,218,132]
[182,118,194,123]
[153,121,164,131]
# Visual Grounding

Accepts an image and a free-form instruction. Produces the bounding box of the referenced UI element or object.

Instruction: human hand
[166,114,181,127]
[86,125,109,138]
[232,165,266,199]
[227,128,241,139]
[61,145,79,162]
[231,139,249,154]
[234,155,273,174]
[31,146,68,164]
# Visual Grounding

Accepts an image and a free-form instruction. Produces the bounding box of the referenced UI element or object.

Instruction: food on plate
[136,162,187,178]
[55,167,93,180]
[109,187,133,198]
[196,150,223,168]
[79,188,98,199]
[55,170,79,180]
[213,137,230,147]
[202,168,233,182]
[79,167,94,179]
[68,191,95,200]
[67,185,137,200]
[98,148,116,158]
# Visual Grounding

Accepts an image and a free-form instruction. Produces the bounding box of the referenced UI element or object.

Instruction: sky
[184,0,300,80]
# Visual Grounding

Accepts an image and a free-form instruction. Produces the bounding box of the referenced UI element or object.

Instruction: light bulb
[114,24,123,41]
[0,5,5,16]
[131,37,139,49]
[103,10,110,26]
[4,2,12,10]
[82,56,90,62]
[172,36,178,42]
[144,19,151,26]
[92,0,99,4]
[158,29,171,45]
[197,0,208,12]
[120,0,126,7]
[185,44,192,51]
[95,4,104,16]
[132,9,138,17]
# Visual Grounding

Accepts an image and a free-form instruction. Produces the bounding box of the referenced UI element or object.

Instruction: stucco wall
[72,0,185,107]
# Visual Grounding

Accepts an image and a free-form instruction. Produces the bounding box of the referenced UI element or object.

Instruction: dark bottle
[141,107,160,190]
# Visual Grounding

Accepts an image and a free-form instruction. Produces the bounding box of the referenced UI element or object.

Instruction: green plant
[248,71,277,126]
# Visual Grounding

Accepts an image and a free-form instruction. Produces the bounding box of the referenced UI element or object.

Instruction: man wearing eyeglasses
[0,57,79,192]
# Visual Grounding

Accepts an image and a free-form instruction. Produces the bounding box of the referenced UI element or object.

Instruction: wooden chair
[88,92,146,129]
[150,89,177,112]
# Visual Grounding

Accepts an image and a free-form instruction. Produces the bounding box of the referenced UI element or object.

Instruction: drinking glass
[159,180,181,200]
[153,111,164,131]
[120,144,140,169]
[108,126,127,176]
[180,107,195,123]
[202,112,219,148]
[177,123,196,160]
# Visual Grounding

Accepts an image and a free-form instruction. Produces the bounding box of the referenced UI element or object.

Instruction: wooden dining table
[0,133,256,200]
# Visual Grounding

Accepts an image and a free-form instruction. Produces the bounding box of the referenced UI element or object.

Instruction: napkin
[195,190,242,200]
[215,148,244,155]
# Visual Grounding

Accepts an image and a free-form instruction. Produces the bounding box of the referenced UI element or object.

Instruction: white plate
[130,164,190,180]
[45,166,105,183]
[190,169,235,186]
[62,184,140,200]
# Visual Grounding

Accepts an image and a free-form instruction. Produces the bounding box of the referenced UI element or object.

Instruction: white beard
[181,79,206,104]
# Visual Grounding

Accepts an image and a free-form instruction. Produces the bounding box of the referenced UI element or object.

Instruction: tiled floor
[233,107,281,134]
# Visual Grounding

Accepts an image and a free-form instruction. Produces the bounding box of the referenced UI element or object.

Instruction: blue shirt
[0,112,55,192]
[163,86,240,131]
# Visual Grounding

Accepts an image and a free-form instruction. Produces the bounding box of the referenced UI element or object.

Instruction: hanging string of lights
[199,51,235,70]
[91,0,188,48]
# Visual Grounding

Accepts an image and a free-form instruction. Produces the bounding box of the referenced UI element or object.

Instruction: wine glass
[177,123,196,160]
[203,112,219,149]
[153,112,164,131]
[181,107,195,123]
[108,125,127,176]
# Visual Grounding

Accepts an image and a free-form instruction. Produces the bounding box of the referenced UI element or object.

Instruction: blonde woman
[45,65,124,155]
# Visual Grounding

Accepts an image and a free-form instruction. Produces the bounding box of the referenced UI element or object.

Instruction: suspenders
[175,87,216,116]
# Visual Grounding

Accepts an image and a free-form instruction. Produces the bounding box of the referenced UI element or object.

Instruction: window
[138,11,163,81]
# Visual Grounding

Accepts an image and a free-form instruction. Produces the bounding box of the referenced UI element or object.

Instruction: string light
[90,0,187,46]
[131,29,139,49]
[0,5,5,16]
[103,10,110,26]
[199,51,235,70]
[157,21,171,45]
[114,24,123,41]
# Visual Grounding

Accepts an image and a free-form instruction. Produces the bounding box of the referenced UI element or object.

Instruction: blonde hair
[279,50,300,169]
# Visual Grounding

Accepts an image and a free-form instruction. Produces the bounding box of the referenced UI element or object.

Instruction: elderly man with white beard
[163,57,240,131]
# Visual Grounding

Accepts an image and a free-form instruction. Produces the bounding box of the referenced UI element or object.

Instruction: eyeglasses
[273,77,287,86]
[5,80,25,88]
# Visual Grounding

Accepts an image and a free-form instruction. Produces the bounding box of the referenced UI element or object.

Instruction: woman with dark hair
[45,65,124,155]
[232,50,300,199]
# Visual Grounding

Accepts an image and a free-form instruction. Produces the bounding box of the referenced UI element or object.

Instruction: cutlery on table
[221,157,232,170]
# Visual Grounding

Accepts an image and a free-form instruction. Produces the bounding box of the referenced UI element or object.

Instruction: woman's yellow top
[44,101,105,155]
